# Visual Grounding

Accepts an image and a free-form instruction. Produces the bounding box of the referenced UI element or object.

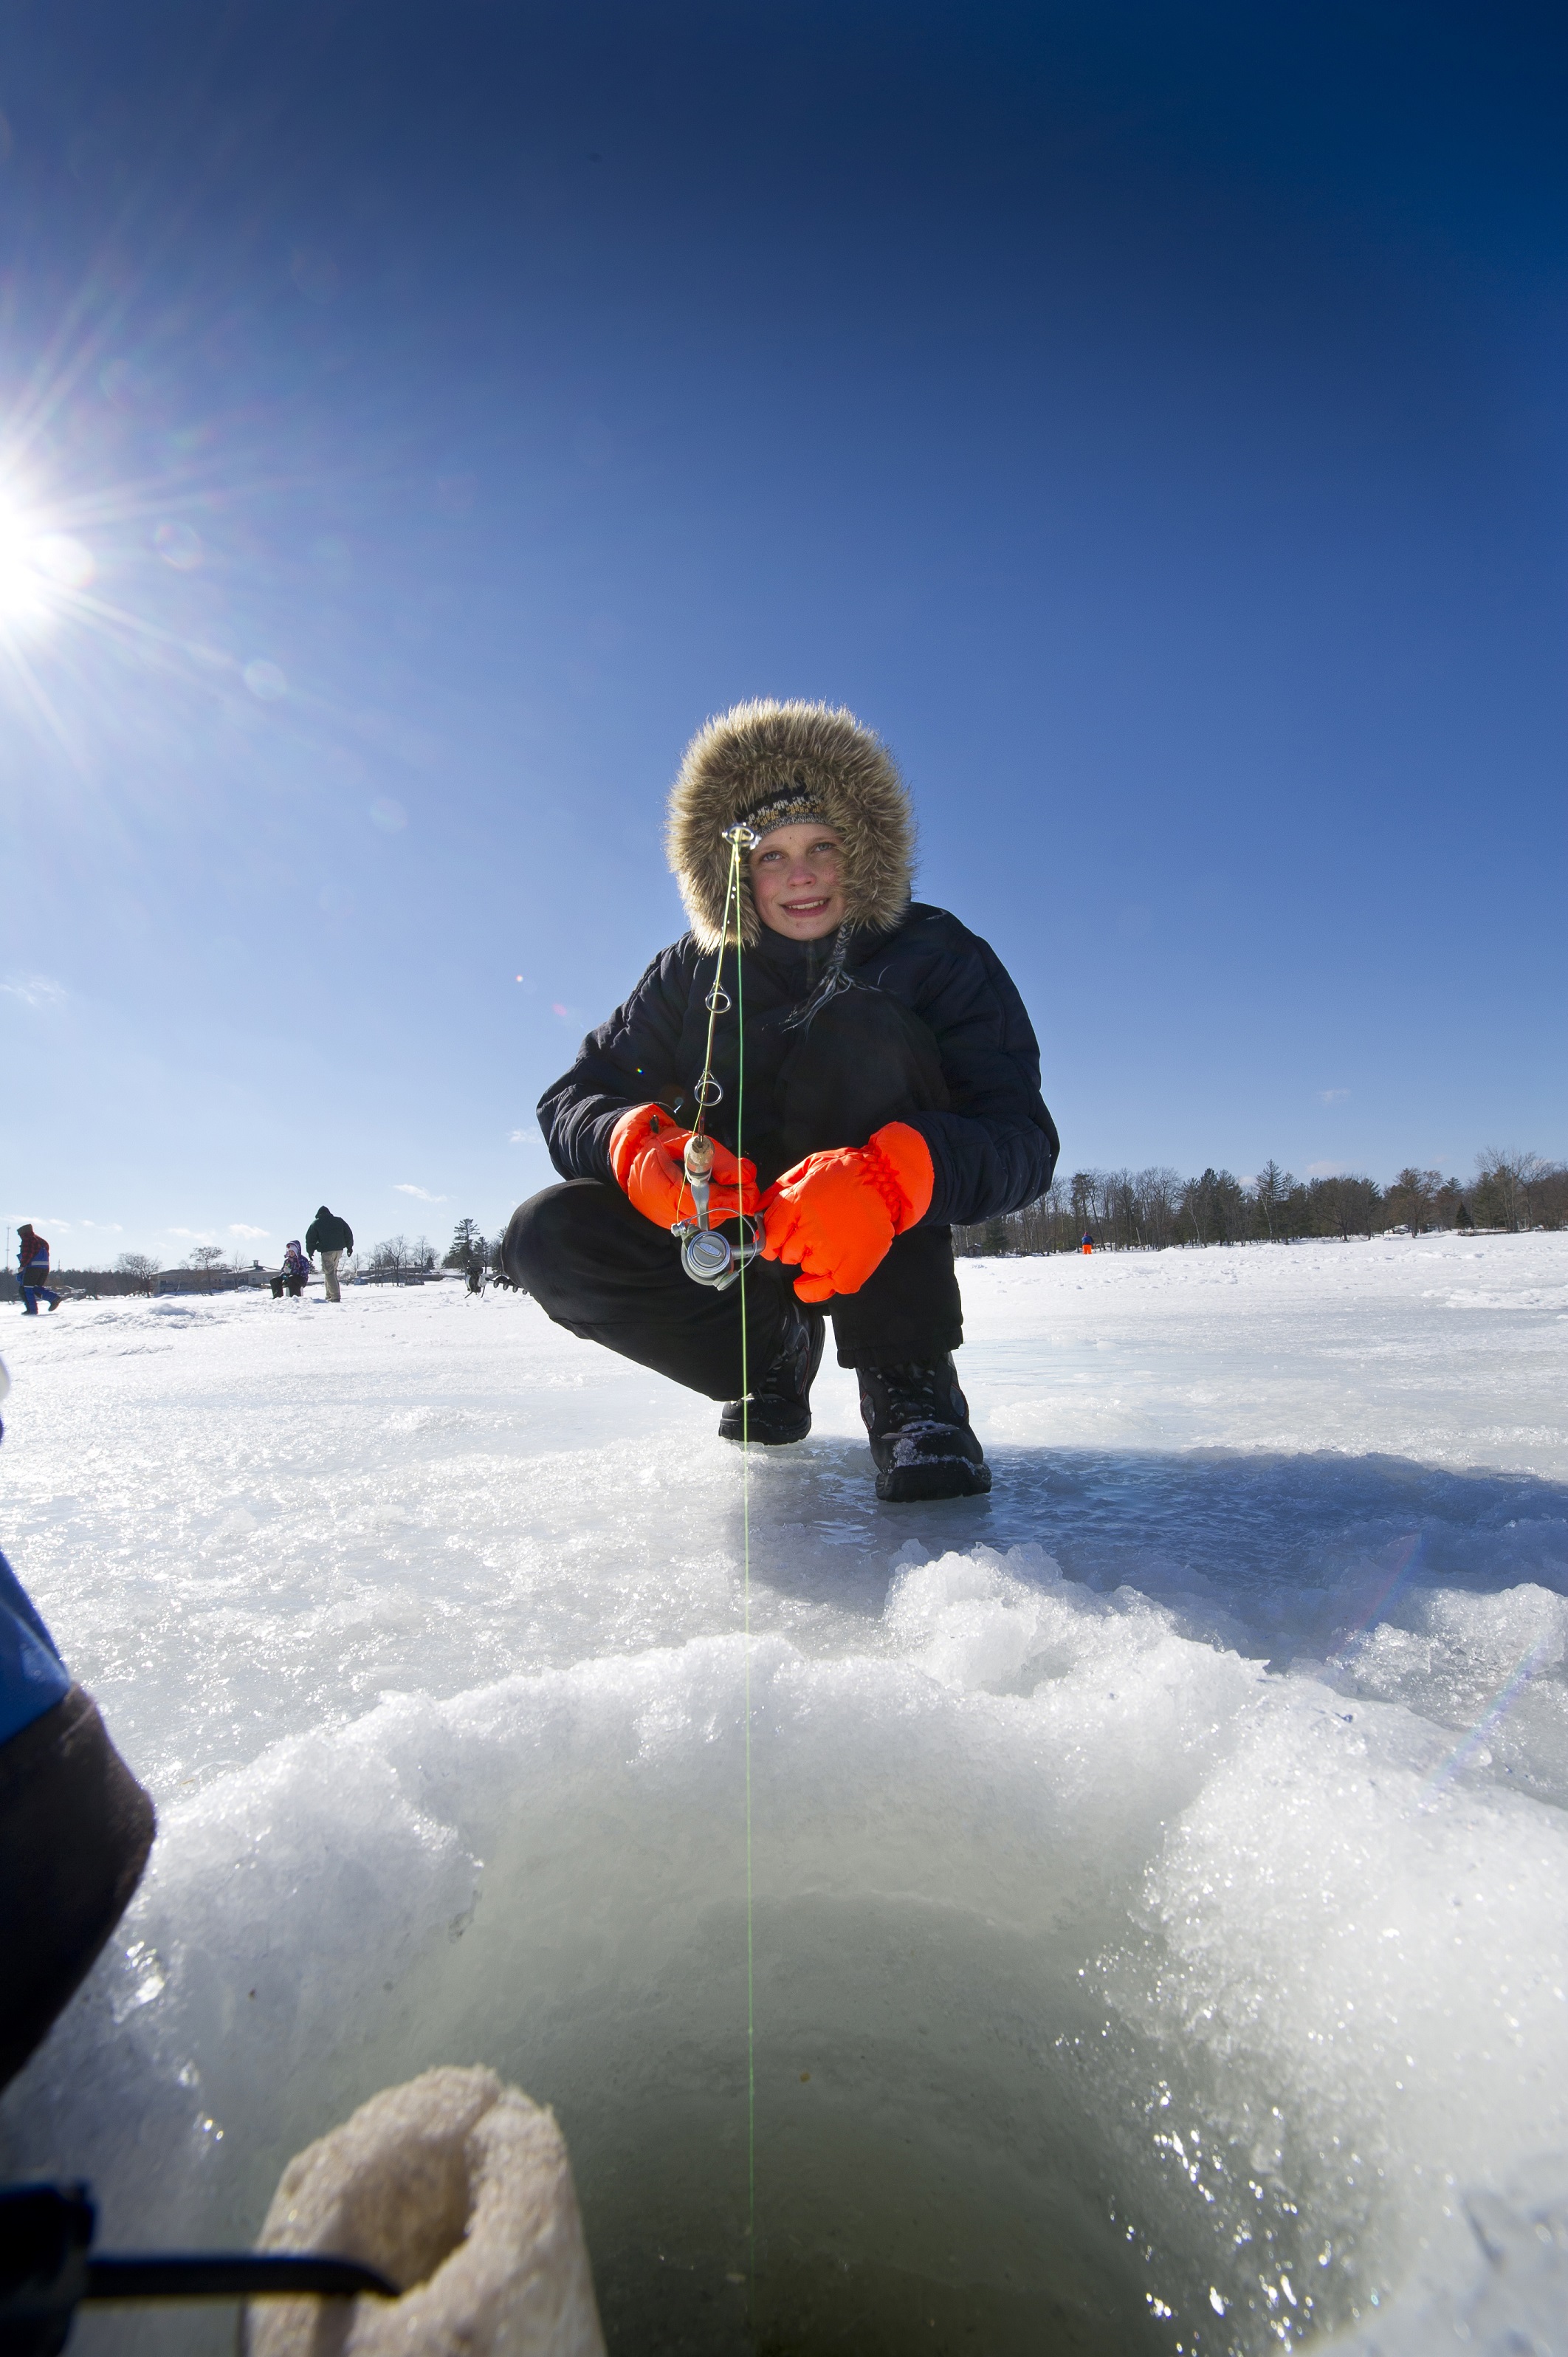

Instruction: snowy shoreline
[1,1233,1565,2352]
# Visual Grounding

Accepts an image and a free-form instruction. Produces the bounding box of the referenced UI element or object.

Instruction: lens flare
[0,493,47,624]
[154,519,203,570]
[0,309,381,792]
[33,532,95,590]
[0,399,294,772]
[0,479,98,627]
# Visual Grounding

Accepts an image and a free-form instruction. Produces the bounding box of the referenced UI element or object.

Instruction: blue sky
[1,1,1564,1266]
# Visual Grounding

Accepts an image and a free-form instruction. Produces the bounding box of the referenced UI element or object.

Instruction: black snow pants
[503,989,965,1400]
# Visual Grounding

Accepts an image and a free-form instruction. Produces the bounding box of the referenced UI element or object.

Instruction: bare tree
[1474,1147,1547,1232]
[113,1251,158,1295]
[187,1243,225,1270]
[1100,1170,1137,1248]
[1135,1168,1183,1249]
[367,1233,439,1274]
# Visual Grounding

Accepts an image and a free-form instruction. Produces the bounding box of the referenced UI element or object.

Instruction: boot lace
[878,1362,955,1424]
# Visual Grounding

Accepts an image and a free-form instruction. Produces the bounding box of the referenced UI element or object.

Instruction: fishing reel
[672,1133,761,1292]
[670,823,763,1293]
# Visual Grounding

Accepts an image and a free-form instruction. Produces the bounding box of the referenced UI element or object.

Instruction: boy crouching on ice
[504,700,1057,1501]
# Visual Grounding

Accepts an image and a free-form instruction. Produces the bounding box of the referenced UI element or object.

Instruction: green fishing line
[698,834,758,2339]
[735,851,757,2333]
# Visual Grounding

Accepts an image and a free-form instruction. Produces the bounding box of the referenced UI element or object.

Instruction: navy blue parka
[538,903,1057,1230]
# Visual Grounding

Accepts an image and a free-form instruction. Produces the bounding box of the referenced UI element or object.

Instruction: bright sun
[0,487,95,628]
[0,494,36,620]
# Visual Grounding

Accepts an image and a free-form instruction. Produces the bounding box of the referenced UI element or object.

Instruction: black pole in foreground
[86,2253,396,2300]
[1,2182,393,2356]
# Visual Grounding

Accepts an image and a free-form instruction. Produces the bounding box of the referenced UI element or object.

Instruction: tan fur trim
[666,700,915,948]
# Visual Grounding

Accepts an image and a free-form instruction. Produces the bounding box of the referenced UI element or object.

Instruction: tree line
[30,1149,1565,1291]
[953,1147,1568,1257]
[104,1231,464,1280]
[366,1220,501,1274]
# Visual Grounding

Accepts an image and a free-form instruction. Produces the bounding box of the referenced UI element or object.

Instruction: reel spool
[673,1131,760,1291]
[678,1220,760,1291]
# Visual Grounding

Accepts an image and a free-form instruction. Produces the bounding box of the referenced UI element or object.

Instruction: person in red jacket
[16,1225,60,1315]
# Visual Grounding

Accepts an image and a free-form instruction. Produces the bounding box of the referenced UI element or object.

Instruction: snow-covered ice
[1,1234,1567,2353]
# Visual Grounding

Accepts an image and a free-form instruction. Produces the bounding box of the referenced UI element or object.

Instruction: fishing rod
[673,823,763,1291]
[0,2181,393,2356]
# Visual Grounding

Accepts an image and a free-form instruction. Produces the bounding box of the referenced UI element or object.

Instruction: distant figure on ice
[0,1357,156,2090]
[15,1225,60,1314]
[504,701,1057,1501]
[306,1204,354,1302]
[275,1241,311,1300]
[1081,1231,1093,1254]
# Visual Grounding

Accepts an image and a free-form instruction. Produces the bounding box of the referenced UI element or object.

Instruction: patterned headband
[735,787,831,840]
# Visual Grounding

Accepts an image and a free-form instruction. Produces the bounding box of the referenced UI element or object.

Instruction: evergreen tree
[443,1217,484,1269]
[1254,1159,1293,1241]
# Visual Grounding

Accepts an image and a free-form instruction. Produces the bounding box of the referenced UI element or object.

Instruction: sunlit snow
[1,1234,1566,2353]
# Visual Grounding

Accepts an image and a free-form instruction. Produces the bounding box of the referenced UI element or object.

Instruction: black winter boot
[719,1298,825,1447]
[857,1356,991,1502]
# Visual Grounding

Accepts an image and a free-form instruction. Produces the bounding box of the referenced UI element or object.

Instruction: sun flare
[0,484,94,631]
[0,491,41,622]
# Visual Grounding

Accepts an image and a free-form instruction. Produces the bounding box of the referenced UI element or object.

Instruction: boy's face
[749,823,846,941]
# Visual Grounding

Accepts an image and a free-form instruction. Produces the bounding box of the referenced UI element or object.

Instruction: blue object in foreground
[0,1360,70,1747]
[0,1553,70,1751]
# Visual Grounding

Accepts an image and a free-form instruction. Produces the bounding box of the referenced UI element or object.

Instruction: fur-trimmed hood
[666,699,915,949]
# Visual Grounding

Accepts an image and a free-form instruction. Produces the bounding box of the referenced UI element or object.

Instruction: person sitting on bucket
[503,701,1058,1503]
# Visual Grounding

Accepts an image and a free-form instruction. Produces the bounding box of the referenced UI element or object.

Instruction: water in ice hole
[1,1238,1567,2352]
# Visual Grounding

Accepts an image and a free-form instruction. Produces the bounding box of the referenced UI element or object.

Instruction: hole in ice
[563,1890,1164,2355]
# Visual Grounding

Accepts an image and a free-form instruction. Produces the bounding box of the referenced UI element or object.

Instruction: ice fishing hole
[261,1644,1365,2357]
[422,1871,1197,2355]
[66,1620,1381,2354]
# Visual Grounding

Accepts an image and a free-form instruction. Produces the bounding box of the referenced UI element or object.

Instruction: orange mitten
[760,1121,934,1300]
[608,1104,758,1230]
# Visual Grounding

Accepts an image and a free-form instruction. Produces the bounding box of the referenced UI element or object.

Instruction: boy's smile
[749,823,847,940]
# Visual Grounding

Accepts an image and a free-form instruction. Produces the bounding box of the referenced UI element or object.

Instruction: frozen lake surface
[2,1234,1567,2353]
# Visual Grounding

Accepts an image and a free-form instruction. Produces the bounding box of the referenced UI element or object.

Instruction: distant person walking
[1081,1231,1094,1255]
[306,1205,354,1303]
[15,1226,60,1314]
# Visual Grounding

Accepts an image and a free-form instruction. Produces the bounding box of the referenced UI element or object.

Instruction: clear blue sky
[1,1,1564,1265]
